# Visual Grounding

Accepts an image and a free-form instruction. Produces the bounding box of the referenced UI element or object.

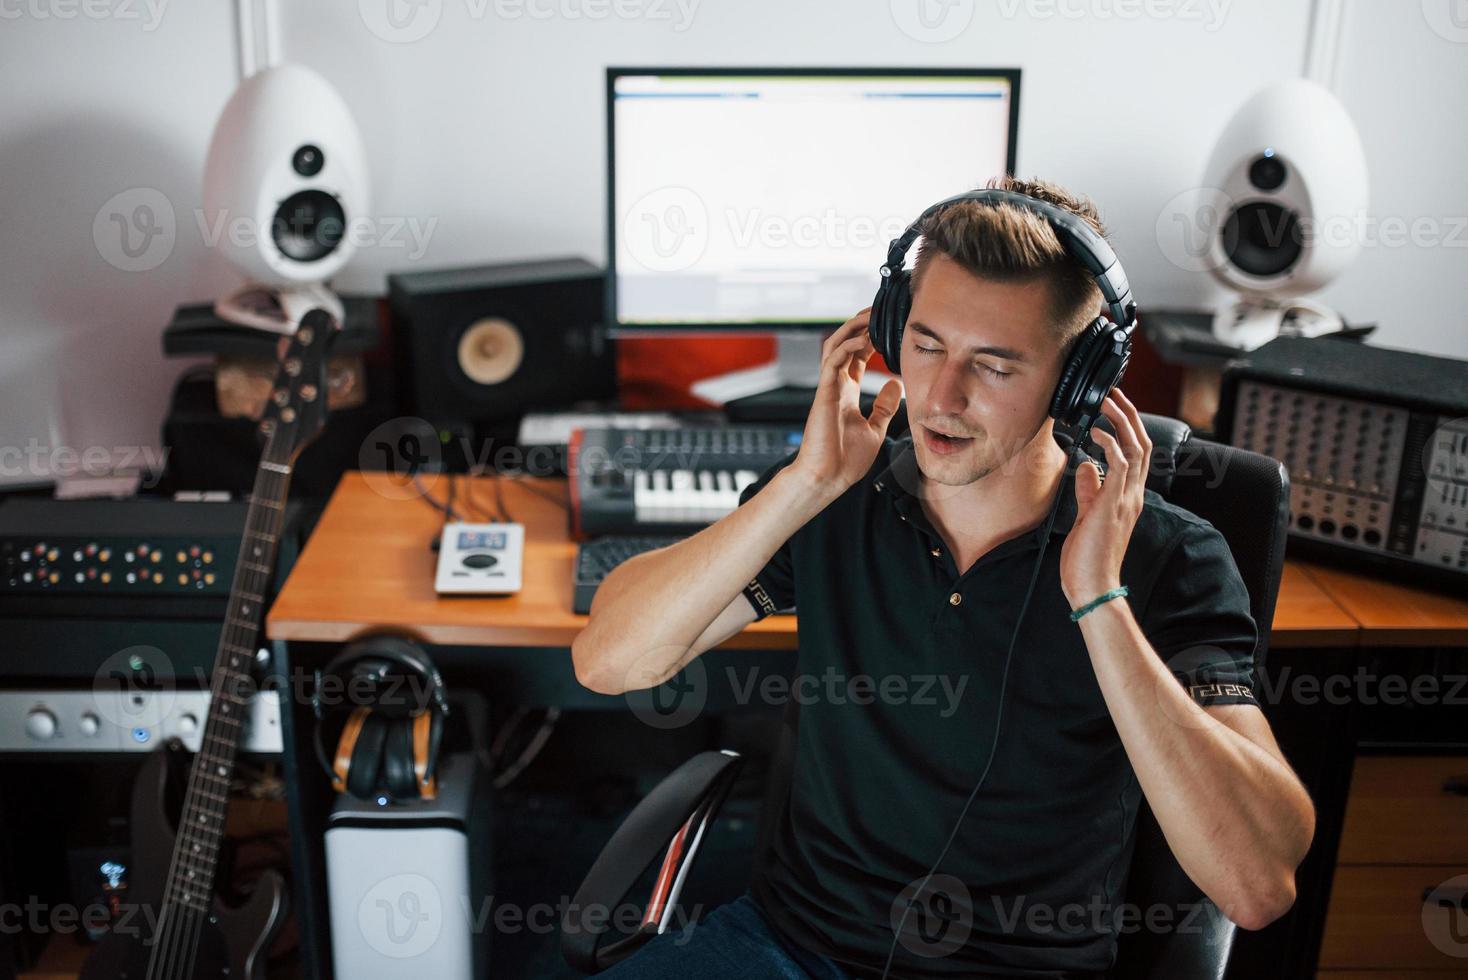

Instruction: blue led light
[132,728,150,743]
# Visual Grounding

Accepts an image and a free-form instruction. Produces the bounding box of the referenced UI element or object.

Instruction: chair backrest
[750,413,1291,980]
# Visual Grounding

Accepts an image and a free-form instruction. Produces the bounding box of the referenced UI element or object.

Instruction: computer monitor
[606,68,1020,411]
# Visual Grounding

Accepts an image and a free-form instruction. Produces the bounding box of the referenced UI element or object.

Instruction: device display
[458,530,508,550]
[609,69,1019,331]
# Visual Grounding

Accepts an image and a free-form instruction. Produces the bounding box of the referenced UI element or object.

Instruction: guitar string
[150,436,290,980]
[162,468,287,980]
[156,460,286,980]
[153,462,280,980]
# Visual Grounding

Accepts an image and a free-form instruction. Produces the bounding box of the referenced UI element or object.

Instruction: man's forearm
[1075,599,1315,930]
[573,465,835,693]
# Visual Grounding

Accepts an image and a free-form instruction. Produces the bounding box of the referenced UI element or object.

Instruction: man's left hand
[1059,387,1153,608]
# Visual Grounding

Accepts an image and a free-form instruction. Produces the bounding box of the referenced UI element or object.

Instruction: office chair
[562,413,1291,980]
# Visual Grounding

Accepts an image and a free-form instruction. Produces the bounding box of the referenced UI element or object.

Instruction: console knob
[25,709,58,741]
[177,713,199,735]
[78,713,100,737]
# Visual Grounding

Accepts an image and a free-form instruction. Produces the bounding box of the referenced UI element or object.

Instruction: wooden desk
[265,472,797,648]
[267,472,1362,650]
[1296,560,1468,648]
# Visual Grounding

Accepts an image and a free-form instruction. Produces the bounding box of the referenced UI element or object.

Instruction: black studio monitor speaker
[388,257,617,428]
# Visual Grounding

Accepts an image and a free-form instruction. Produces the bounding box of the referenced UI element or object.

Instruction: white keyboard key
[715,470,740,513]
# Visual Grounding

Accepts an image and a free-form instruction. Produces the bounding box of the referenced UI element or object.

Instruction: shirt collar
[871,430,1083,541]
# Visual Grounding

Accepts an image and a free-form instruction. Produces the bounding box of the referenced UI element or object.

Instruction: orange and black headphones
[870,187,1138,436]
[312,634,449,803]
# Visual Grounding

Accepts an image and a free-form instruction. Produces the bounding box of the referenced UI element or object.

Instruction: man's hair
[909,175,1109,358]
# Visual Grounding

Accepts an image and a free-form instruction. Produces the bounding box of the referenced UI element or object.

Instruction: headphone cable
[880,442,1084,979]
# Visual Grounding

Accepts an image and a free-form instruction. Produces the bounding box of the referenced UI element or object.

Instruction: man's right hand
[790,308,905,496]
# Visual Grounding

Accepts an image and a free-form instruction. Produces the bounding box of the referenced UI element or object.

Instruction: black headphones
[877,189,1140,978]
[870,187,1137,436]
[311,634,449,803]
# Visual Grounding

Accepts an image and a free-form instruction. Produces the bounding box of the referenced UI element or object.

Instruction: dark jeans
[595,891,851,979]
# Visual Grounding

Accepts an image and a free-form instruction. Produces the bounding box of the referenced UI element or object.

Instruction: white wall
[0,0,1462,485]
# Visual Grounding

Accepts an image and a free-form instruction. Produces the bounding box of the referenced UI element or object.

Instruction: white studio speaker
[1200,78,1368,350]
[325,753,492,978]
[202,63,370,331]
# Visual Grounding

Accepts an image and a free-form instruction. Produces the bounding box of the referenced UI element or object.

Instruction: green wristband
[1069,585,1129,622]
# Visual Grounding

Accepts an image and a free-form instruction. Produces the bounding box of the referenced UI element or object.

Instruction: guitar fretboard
[146,444,293,976]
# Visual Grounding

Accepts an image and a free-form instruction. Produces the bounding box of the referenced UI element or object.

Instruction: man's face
[900,252,1065,488]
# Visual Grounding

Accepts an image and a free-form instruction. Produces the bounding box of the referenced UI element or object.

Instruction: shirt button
[949,592,962,606]
[930,547,942,558]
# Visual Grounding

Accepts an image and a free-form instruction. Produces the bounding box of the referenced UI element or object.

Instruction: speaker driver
[457,317,524,386]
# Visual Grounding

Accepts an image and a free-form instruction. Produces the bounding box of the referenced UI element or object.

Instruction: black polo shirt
[736,429,1260,979]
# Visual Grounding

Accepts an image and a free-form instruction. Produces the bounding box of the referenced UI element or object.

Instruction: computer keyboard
[572,536,684,614]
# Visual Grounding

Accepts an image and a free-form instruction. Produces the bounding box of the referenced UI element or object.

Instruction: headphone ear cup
[382,716,417,801]
[346,711,388,800]
[871,270,912,372]
[1050,318,1107,427]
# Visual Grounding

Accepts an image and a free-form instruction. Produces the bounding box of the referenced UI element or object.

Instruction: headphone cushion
[870,270,911,371]
[346,711,388,800]
[1050,318,1105,425]
[382,716,417,801]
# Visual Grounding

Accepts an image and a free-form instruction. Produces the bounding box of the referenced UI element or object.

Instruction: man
[572,176,1315,979]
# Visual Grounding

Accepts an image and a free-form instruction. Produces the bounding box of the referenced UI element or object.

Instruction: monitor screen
[608,69,1020,332]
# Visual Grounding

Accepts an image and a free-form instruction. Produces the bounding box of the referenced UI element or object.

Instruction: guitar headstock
[259,307,339,465]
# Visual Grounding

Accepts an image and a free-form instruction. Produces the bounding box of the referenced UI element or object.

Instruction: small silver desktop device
[434,521,525,594]
[325,753,491,977]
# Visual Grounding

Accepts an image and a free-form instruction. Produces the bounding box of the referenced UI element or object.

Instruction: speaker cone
[1221,201,1303,278]
[457,317,525,385]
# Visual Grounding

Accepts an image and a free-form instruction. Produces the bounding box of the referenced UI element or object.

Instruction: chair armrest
[561,749,742,974]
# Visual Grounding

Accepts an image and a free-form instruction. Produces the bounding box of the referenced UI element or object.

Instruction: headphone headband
[881,188,1136,329]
